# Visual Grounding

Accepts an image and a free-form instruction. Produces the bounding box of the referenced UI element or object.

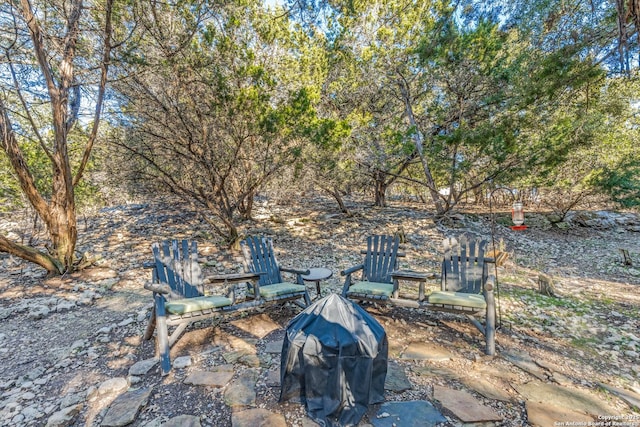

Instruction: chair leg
[143,305,156,341]
[485,289,496,356]
[303,289,311,306]
[341,275,352,297]
[154,295,171,375]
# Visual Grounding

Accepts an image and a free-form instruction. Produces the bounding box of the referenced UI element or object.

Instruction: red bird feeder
[511,202,527,230]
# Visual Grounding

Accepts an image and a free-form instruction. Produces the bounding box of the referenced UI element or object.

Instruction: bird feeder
[511,202,527,230]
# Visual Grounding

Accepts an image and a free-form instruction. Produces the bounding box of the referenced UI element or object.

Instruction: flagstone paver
[598,383,640,410]
[411,364,458,379]
[162,414,202,427]
[525,401,593,426]
[501,351,549,381]
[101,387,152,427]
[224,370,260,409]
[384,361,412,392]
[128,358,158,376]
[433,386,503,423]
[172,355,192,369]
[371,400,447,427]
[459,376,513,402]
[231,408,287,427]
[513,381,617,416]
[184,366,235,387]
[400,342,454,361]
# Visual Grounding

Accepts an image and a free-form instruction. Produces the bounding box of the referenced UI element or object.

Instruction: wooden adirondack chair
[240,236,312,307]
[144,240,260,375]
[341,235,407,302]
[425,234,497,355]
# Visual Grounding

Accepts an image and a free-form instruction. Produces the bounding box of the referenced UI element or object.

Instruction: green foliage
[0,153,22,211]
[108,0,354,241]
[587,161,640,208]
[0,122,104,211]
[23,0,639,222]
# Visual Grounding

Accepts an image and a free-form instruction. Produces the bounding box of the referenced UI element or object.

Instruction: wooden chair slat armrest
[280,267,311,276]
[341,264,364,276]
[205,272,262,284]
[144,282,171,294]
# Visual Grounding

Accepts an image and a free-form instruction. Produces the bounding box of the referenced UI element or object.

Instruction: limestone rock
[45,404,82,427]
[101,387,153,427]
[400,342,454,361]
[231,408,286,427]
[129,358,158,376]
[598,383,640,410]
[224,371,259,409]
[184,368,234,387]
[525,401,593,426]
[172,356,192,369]
[371,401,446,427]
[513,381,616,416]
[28,306,50,320]
[433,386,503,423]
[384,362,412,392]
[97,378,129,396]
[162,414,201,427]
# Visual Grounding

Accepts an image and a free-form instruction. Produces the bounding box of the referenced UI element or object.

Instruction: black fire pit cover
[280,293,388,427]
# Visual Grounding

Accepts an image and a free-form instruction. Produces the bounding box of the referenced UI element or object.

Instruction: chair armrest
[340,264,364,276]
[144,282,171,294]
[205,272,262,284]
[280,267,311,276]
[340,264,364,297]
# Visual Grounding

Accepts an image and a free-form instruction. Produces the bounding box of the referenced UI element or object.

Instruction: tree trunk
[0,235,63,274]
[238,191,254,220]
[49,185,78,270]
[324,187,350,215]
[374,172,388,207]
[0,0,113,275]
[397,75,446,215]
[227,223,240,249]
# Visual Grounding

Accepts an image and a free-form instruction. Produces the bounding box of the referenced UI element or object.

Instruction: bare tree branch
[0,96,52,224]
[7,57,54,162]
[73,0,114,186]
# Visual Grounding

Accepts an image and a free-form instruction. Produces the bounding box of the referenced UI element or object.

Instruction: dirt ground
[1,195,639,426]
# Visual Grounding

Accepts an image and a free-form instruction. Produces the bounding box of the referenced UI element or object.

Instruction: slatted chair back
[362,235,401,284]
[441,235,488,294]
[241,236,283,286]
[152,240,204,299]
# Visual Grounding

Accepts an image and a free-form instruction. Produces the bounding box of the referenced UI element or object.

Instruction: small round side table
[301,267,333,300]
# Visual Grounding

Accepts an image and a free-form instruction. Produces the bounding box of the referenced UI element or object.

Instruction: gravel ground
[1,196,639,426]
